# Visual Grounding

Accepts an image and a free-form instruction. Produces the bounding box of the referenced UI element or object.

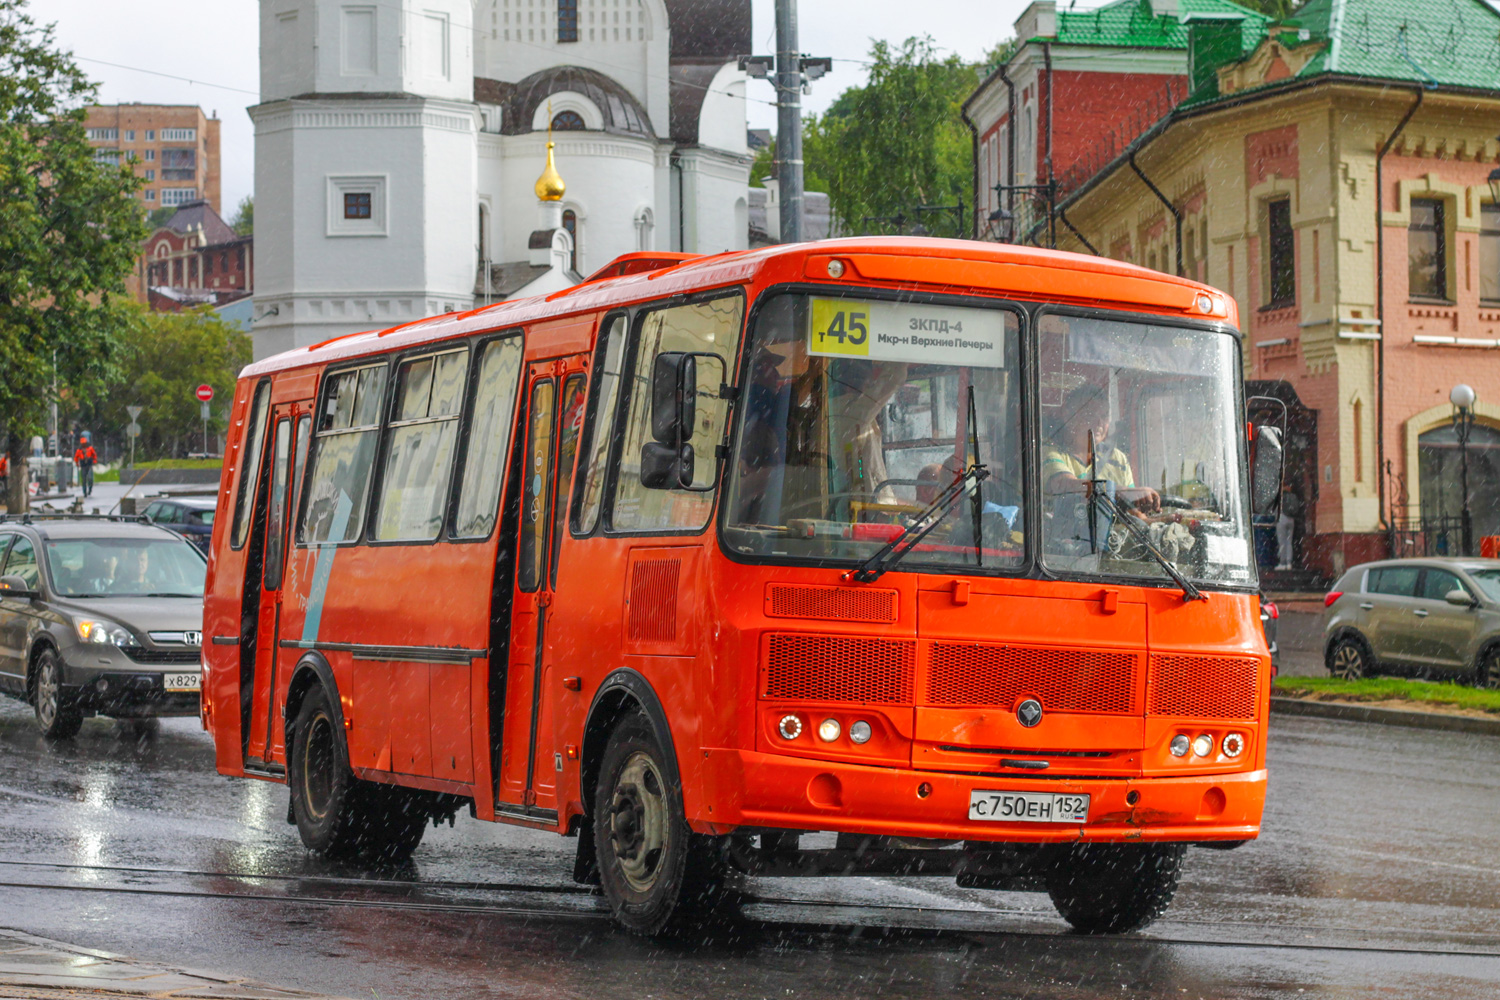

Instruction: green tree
[231,194,253,235]
[69,305,251,462]
[147,205,176,229]
[0,0,147,511]
[803,37,981,239]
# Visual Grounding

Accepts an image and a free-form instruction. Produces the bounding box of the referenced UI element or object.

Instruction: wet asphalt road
[0,700,1497,999]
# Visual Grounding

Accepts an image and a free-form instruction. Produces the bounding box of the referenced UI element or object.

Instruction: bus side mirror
[1250,424,1284,518]
[640,353,697,489]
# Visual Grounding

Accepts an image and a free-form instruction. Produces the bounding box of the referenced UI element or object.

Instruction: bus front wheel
[1045,843,1186,933]
[593,712,734,935]
[289,684,426,863]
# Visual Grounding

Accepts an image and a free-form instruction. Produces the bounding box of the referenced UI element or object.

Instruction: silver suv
[0,516,207,738]
[1323,558,1500,687]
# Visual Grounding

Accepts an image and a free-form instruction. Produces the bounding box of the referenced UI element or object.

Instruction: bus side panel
[204,379,258,776]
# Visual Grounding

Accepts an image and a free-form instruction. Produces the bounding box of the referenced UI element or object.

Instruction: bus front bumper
[697,748,1265,843]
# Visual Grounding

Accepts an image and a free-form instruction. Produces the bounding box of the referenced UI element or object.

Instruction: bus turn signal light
[778,715,803,740]
[1222,733,1245,757]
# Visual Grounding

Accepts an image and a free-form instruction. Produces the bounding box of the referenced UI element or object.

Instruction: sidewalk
[0,929,345,1000]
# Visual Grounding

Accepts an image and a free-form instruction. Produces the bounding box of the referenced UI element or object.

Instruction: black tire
[1046,843,1186,934]
[593,712,734,936]
[32,648,83,740]
[1476,646,1500,690]
[287,684,427,863]
[1327,634,1371,680]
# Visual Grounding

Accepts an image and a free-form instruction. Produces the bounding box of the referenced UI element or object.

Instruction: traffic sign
[201,401,211,420]
[195,384,214,402]
[126,423,141,438]
[126,405,143,420]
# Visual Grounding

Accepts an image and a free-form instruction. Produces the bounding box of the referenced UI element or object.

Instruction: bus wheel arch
[283,652,341,764]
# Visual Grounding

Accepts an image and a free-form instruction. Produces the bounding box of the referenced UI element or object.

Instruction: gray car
[1322,557,1500,687]
[0,516,207,738]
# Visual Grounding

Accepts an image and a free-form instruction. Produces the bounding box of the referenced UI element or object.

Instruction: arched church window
[551,110,586,131]
[562,209,578,272]
[558,0,578,41]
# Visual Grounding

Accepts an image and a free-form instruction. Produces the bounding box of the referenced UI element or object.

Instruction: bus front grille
[926,642,1141,715]
[1147,654,1259,720]
[764,633,914,704]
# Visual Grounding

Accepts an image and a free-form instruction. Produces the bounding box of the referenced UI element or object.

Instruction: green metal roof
[1049,0,1273,52]
[1279,0,1500,90]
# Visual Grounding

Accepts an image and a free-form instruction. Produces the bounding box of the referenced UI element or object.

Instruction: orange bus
[204,238,1280,936]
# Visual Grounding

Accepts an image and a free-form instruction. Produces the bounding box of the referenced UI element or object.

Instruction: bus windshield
[1038,312,1252,588]
[723,292,1025,572]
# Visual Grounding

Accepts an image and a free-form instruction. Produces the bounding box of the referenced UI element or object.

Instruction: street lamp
[988,206,1015,243]
[1451,383,1476,556]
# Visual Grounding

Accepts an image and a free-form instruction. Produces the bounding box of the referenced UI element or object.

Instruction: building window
[145,149,155,161]
[145,130,155,141]
[86,127,118,141]
[92,149,120,166]
[124,129,135,141]
[327,175,387,236]
[562,209,578,272]
[144,169,155,181]
[160,128,196,142]
[1267,198,1294,307]
[161,188,197,206]
[558,0,578,41]
[1481,204,1500,304]
[161,148,196,181]
[551,110,586,131]
[1409,197,1447,300]
[144,189,155,201]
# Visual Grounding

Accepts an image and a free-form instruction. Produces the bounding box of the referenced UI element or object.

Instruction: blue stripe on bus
[300,491,352,644]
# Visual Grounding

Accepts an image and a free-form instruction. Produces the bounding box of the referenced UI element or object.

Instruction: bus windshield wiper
[1086,489,1206,603]
[847,464,990,583]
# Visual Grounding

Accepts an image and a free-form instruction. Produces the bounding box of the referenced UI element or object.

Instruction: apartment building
[83,104,222,214]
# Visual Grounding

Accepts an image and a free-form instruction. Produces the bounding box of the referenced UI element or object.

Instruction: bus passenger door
[247,403,310,766]
[498,362,586,814]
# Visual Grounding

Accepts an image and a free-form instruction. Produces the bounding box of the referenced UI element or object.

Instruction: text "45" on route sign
[809,299,869,356]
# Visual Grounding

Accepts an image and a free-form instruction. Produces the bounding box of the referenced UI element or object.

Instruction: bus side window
[451,335,524,539]
[571,315,627,536]
[550,373,587,587]
[609,295,744,533]
[231,380,272,549]
[299,363,386,545]
[374,347,469,541]
[519,379,556,592]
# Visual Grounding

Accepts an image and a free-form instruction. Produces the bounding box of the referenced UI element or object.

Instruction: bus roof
[239,237,1238,381]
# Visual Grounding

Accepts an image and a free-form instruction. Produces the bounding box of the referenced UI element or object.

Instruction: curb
[1270,696,1500,736]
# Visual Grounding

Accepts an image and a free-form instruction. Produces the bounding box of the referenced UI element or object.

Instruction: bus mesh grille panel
[627,558,680,643]
[765,584,898,623]
[764,634,914,704]
[1148,655,1258,719]
[927,643,1139,714]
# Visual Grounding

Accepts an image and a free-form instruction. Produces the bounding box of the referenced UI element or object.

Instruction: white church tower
[250,0,753,360]
[251,0,479,358]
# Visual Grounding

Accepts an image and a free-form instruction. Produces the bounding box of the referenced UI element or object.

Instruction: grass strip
[1274,676,1500,714]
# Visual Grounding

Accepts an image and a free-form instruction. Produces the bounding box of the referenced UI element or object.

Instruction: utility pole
[775,0,803,244]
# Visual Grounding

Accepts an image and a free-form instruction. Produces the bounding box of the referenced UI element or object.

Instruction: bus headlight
[1192,734,1213,757]
[849,720,872,744]
[1169,734,1190,757]
[817,718,841,743]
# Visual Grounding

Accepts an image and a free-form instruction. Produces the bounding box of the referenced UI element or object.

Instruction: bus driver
[1043,383,1160,513]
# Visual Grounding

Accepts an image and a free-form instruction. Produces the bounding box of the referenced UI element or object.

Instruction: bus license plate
[968,790,1089,823]
[164,672,200,692]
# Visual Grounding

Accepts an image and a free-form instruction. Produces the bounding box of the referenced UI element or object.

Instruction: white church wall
[695,63,749,156]
[675,148,751,254]
[474,0,672,134]
[260,0,314,100]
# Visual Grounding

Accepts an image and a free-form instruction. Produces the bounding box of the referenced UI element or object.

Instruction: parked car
[1322,557,1500,687]
[1261,595,1280,676]
[0,515,207,738]
[141,497,217,552]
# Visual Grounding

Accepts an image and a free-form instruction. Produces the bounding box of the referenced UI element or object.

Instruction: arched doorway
[1419,421,1500,548]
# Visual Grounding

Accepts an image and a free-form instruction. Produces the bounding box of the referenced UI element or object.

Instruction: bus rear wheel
[1045,843,1186,933]
[593,713,733,936]
[289,684,426,864]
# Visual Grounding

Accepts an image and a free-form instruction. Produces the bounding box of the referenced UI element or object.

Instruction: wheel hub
[608,752,667,893]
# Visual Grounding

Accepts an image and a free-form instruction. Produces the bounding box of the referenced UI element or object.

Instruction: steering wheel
[1158,495,1195,510]
[778,492,881,520]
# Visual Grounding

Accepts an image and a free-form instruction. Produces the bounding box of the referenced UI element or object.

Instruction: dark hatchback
[0,516,206,738]
[141,497,217,552]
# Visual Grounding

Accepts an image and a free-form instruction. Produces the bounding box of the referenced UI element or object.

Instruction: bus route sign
[807,297,1009,368]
